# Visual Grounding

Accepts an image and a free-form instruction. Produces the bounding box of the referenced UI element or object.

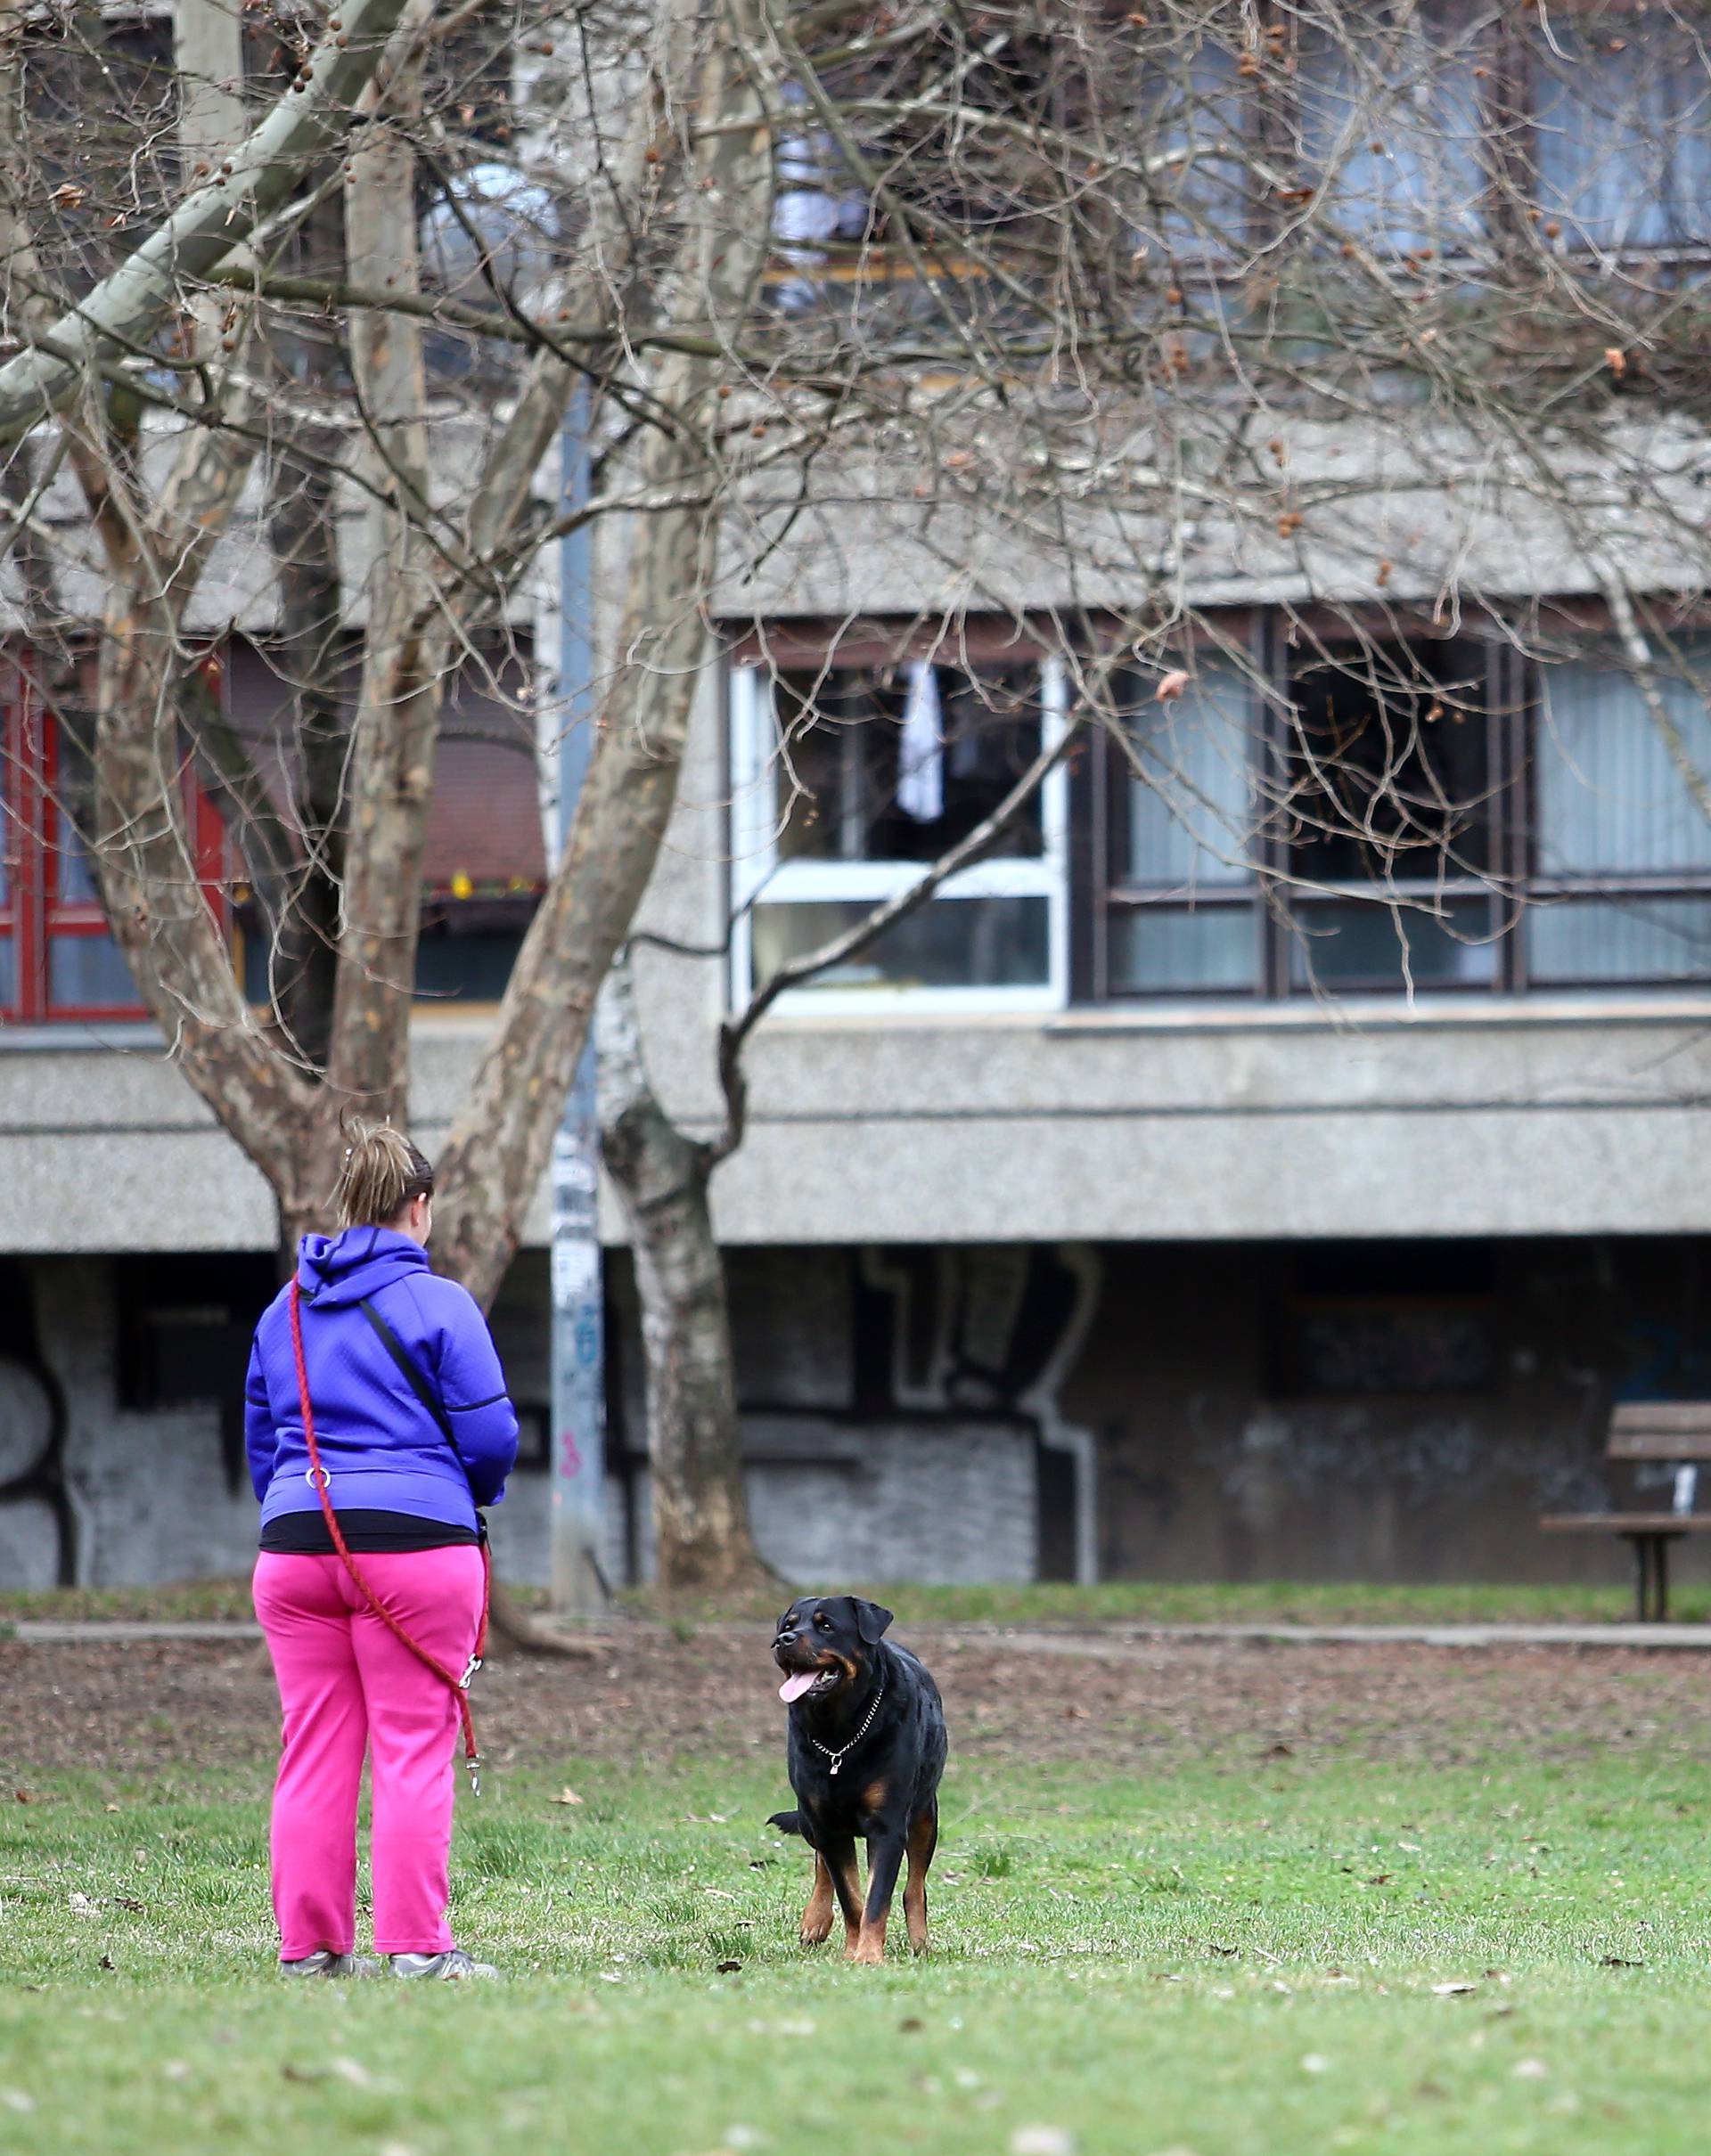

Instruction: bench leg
[1625,1534,1674,1622]
[1625,1535,1660,1622]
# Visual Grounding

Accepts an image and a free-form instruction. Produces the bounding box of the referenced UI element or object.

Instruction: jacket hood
[295,1226,431,1309]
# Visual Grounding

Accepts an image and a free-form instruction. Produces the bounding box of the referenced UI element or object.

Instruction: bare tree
[5,1,1711,1592]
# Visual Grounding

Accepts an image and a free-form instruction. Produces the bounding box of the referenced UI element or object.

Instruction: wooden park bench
[1541,1403,1711,1621]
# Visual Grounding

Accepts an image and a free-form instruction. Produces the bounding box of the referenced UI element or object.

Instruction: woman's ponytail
[332,1121,436,1230]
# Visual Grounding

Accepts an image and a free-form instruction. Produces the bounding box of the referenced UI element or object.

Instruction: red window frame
[1,652,227,1025]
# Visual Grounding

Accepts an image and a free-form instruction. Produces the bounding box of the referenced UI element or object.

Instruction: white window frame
[728,654,1071,1017]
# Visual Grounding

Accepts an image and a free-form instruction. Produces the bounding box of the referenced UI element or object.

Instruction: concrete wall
[1068,1238,1706,1588]
[0,1245,1065,1590]
[8,1230,1687,1595]
[12,987,1711,1255]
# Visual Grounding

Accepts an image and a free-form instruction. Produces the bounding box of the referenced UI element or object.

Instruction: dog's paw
[798,1914,834,1948]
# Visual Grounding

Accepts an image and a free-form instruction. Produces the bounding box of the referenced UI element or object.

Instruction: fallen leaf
[716,1960,743,1975]
[1605,347,1627,378]
[98,1955,115,1972]
[1,2092,36,2115]
[13,1790,33,1804]
[549,1787,584,1807]
[1432,1981,1477,1996]
[161,2062,190,2082]
[1155,669,1191,703]
[1513,2059,1550,2081]
[68,1893,96,1916]
[898,2017,925,2033]
[329,2058,372,2089]
[1598,1956,1643,1968]
[282,2064,328,2085]
[112,1897,144,1914]
[1301,2054,1330,2074]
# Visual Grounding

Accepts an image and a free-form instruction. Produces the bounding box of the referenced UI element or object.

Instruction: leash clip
[465,1752,482,1798]
[460,1654,482,1690]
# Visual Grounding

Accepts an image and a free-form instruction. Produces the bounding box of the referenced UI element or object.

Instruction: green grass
[839,1578,1690,1629]
[7,1746,1711,2153]
[4,1573,1686,1629]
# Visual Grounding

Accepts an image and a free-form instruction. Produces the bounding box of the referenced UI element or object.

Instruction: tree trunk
[266,187,352,1074]
[431,0,775,1306]
[599,952,774,1599]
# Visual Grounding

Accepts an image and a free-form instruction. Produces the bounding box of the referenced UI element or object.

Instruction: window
[225,641,544,1014]
[1530,641,1711,985]
[1108,660,1258,993]
[1530,9,1711,251]
[729,650,1069,1009]
[1275,638,1504,992]
[1093,622,1711,1002]
[0,657,225,1026]
[1099,632,1514,1000]
[1295,3,1492,255]
[1133,37,1249,269]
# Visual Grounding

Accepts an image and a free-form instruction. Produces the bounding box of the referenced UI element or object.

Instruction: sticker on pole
[552,1243,601,1301]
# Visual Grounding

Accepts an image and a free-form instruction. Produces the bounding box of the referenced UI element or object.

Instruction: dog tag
[830,1760,840,1776]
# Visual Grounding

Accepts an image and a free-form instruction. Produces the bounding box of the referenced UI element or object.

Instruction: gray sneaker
[281,1950,378,1979]
[389,1949,497,1980]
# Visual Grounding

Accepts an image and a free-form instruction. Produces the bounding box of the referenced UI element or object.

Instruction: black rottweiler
[767,1593,947,1965]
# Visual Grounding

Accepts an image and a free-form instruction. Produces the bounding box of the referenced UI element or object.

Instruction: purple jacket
[246,1227,520,1532]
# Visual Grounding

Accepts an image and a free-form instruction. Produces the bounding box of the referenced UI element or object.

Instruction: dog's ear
[854,1598,894,1646]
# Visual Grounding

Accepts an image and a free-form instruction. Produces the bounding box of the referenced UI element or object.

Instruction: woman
[246,1123,520,1980]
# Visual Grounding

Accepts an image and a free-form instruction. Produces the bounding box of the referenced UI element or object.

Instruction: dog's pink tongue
[778,1671,818,1704]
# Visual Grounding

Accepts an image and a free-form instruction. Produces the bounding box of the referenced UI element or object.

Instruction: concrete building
[7,597,1711,1594]
[6,5,1711,1596]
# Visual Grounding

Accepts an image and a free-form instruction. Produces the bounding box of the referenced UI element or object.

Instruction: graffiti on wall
[854,1244,1102,1581]
[0,1260,75,1588]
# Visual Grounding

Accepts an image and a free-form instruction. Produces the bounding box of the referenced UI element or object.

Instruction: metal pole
[549,388,607,1615]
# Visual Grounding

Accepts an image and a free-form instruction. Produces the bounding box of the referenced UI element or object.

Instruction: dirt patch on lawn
[5,1627,1711,1784]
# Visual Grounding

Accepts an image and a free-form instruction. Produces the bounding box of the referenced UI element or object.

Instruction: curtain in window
[1111,663,1257,994]
[1126,663,1257,889]
[1536,648,1711,878]
[1533,16,1711,249]
[1531,645,1711,984]
[1296,4,1487,253]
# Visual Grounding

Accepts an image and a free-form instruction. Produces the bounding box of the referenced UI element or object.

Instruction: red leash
[288,1278,490,1794]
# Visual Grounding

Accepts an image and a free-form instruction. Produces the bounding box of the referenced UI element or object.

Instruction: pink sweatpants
[252,1547,486,1961]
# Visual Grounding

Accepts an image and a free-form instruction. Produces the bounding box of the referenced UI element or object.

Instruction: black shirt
[258,1508,479,1555]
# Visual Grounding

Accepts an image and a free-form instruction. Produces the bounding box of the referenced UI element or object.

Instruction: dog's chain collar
[806,1684,885,1776]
